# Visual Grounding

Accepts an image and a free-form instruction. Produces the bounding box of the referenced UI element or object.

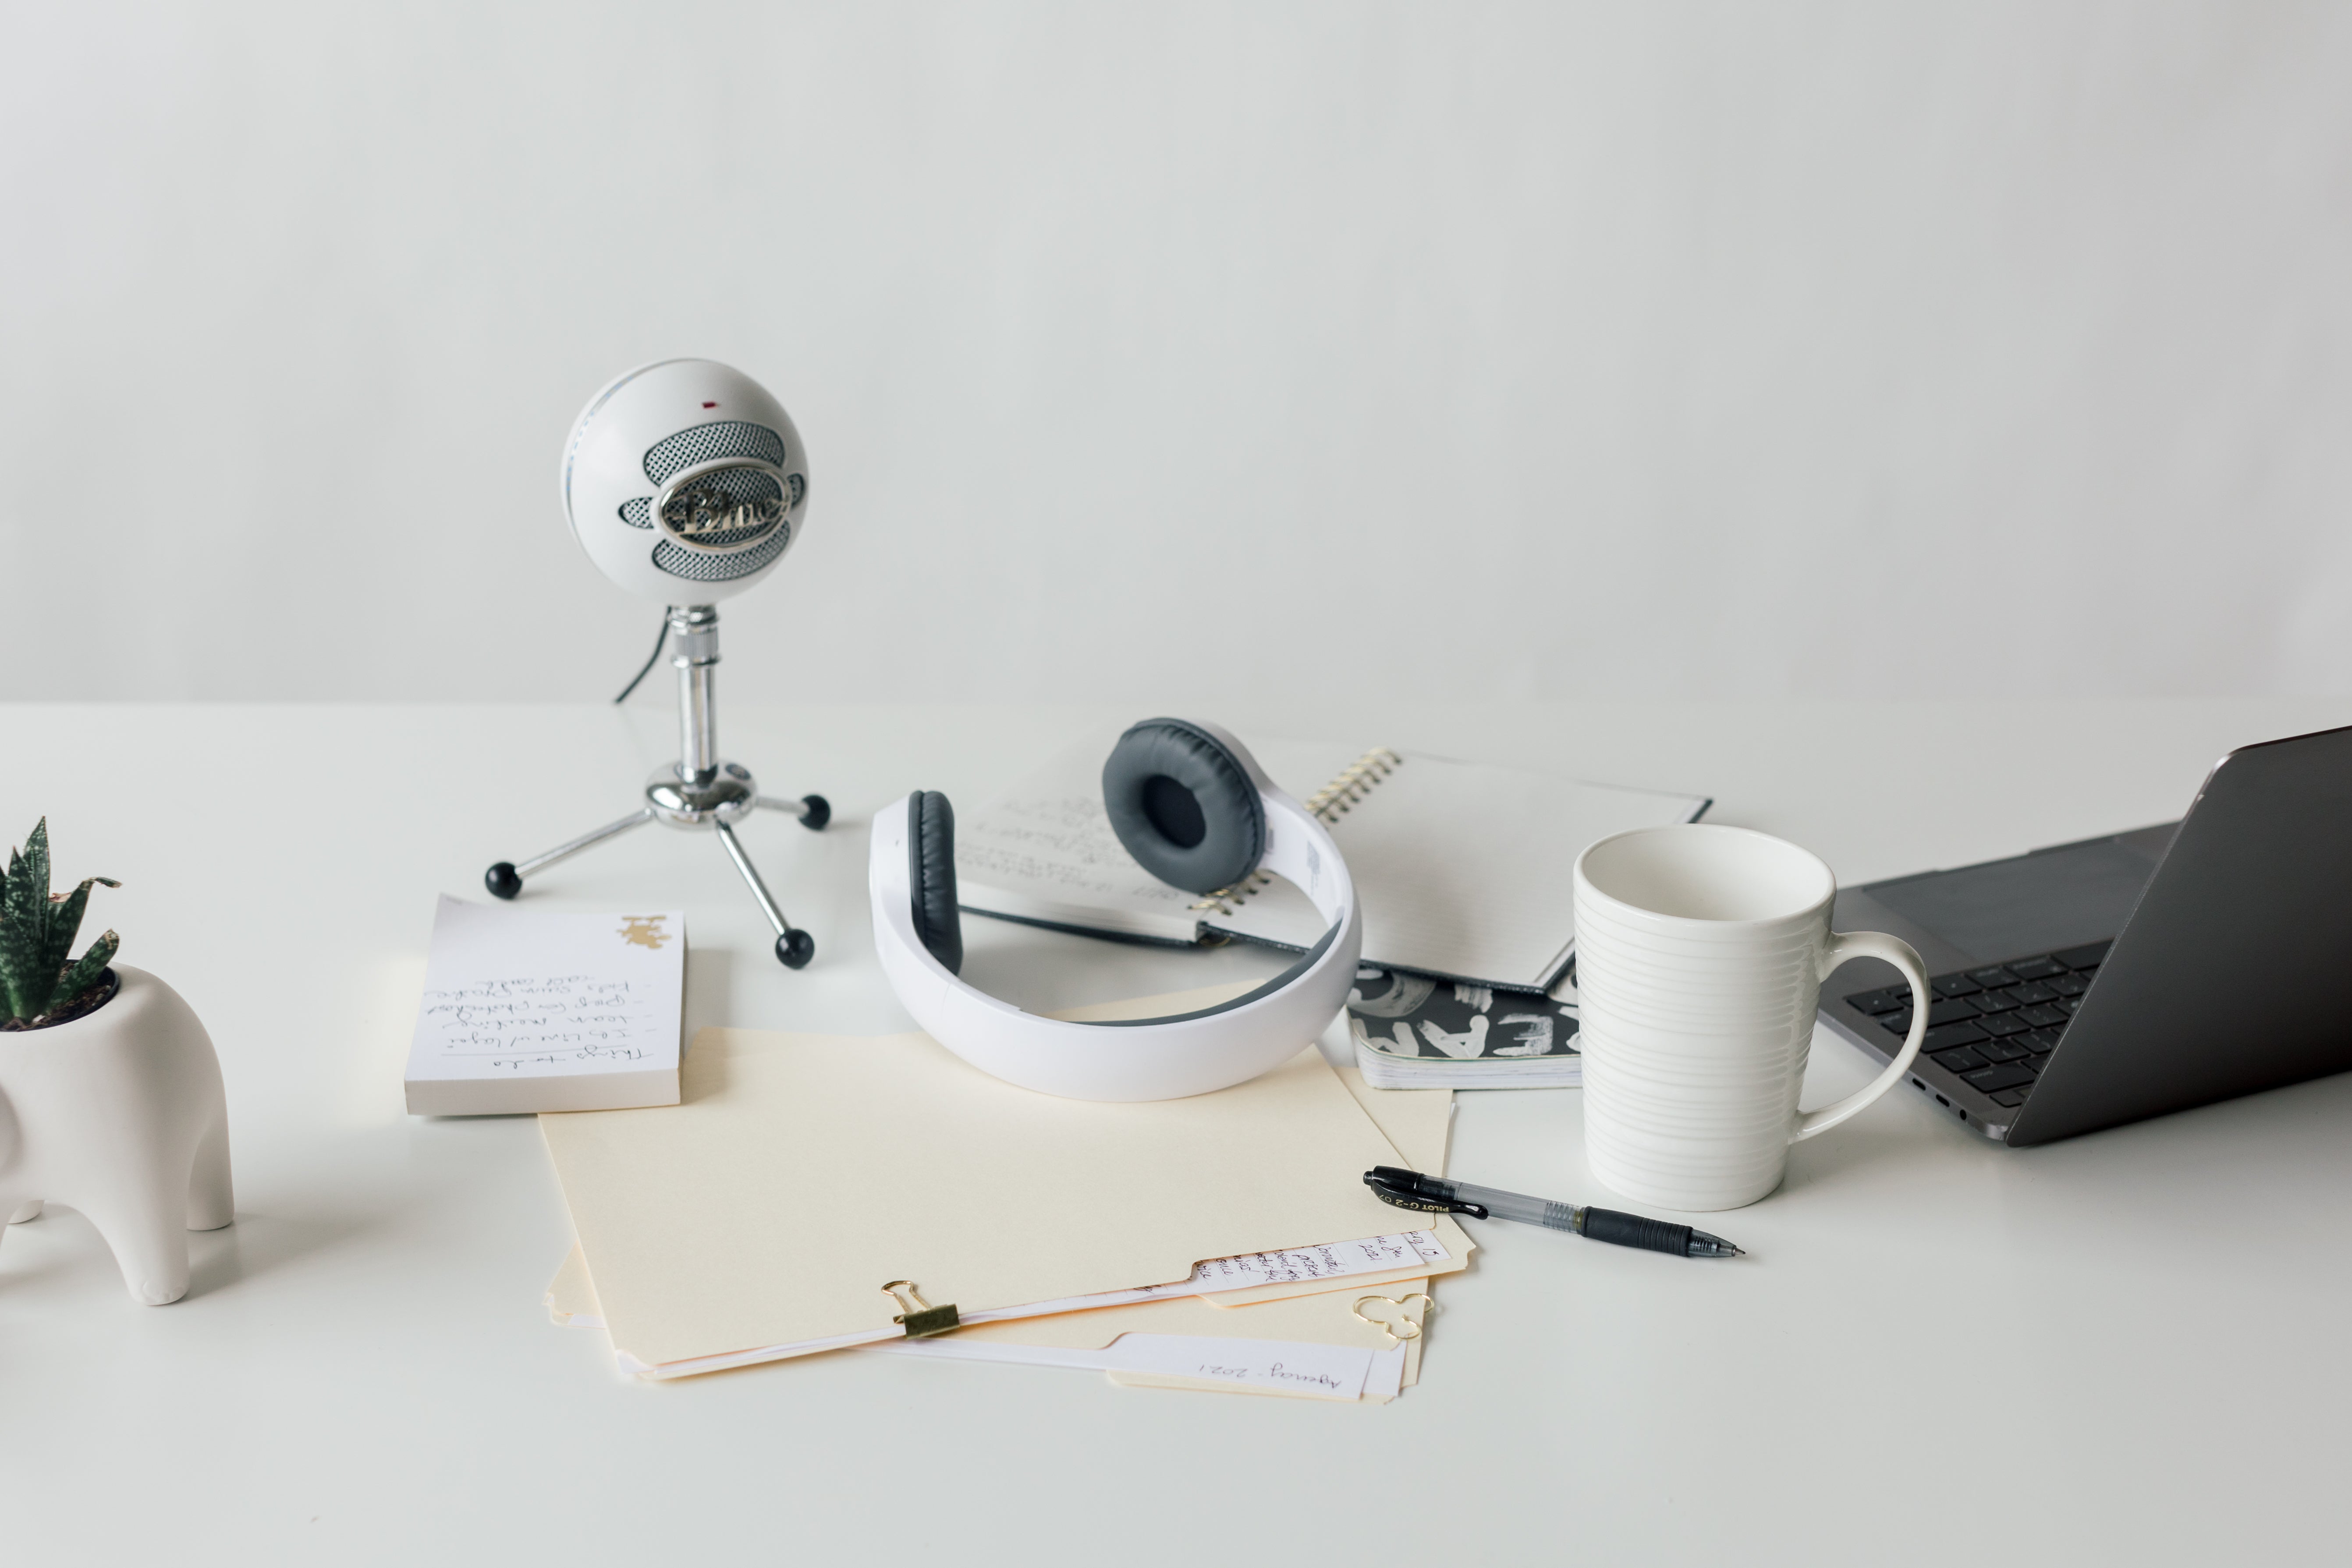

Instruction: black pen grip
[1578,1207,1694,1256]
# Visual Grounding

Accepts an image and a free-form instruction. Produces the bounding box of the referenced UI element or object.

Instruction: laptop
[1817,724,2352,1146]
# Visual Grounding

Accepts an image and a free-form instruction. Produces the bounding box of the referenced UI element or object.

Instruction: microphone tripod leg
[715,819,814,969]
[754,795,832,831]
[486,808,656,900]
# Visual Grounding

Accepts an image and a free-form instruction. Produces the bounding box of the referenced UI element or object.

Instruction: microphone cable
[613,614,670,704]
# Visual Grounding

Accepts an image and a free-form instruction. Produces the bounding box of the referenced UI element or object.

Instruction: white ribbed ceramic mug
[1573,824,1930,1212]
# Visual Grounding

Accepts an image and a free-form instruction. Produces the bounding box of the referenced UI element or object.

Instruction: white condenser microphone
[485,358,831,970]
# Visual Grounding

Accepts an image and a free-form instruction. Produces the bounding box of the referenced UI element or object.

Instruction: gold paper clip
[882,1280,960,1338]
[1351,1292,1434,1349]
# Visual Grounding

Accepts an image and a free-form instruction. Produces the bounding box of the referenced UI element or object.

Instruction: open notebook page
[1217,742,1709,989]
[953,731,1707,990]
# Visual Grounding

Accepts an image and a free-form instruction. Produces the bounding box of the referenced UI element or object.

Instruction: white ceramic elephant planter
[0,965,233,1304]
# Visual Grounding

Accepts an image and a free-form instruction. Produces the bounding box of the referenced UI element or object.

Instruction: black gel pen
[1364,1166,1743,1259]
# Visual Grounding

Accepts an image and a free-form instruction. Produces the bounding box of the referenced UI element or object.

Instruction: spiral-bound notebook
[953,734,1710,992]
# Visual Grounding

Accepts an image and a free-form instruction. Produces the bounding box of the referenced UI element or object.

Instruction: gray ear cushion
[1100,719,1266,896]
[908,791,964,974]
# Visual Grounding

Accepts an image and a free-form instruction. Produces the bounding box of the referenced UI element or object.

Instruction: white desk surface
[5,698,2349,1566]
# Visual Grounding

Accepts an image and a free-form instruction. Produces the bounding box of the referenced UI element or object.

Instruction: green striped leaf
[1,826,48,1023]
[52,929,119,1019]
[2,820,120,1025]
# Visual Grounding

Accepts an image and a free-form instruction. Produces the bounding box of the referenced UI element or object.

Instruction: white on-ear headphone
[869,719,1363,1101]
[561,358,810,602]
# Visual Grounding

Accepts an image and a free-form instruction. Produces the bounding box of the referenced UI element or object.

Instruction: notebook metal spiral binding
[1185,747,1402,916]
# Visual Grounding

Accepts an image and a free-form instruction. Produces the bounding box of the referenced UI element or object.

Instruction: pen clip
[1362,1171,1488,1220]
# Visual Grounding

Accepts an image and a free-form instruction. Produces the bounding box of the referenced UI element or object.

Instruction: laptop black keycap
[2050,940,2111,971]
[1846,944,2110,1118]
[1963,1063,2037,1093]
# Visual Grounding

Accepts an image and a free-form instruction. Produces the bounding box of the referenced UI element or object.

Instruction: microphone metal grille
[642,421,788,485]
[653,526,793,582]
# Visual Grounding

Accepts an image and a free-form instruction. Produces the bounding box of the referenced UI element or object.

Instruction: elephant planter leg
[0,965,233,1305]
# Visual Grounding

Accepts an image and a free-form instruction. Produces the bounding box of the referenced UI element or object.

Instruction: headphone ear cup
[908,791,965,974]
[1100,719,1267,895]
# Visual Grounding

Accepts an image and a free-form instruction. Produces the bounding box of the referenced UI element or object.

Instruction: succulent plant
[1,819,120,1030]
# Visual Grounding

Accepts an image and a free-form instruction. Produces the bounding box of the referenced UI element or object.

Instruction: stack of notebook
[538,982,1470,1403]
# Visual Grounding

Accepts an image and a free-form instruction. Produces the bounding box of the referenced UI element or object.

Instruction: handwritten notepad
[404,895,686,1116]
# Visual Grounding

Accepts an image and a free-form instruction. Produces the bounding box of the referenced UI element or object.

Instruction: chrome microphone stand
[483,603,828,967]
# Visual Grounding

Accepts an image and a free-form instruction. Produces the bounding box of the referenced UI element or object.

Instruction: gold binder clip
[882,1280,960,1338]
[1351,1292,1434,1349]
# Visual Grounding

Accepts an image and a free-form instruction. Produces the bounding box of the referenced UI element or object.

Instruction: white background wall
[4,1,2348,705]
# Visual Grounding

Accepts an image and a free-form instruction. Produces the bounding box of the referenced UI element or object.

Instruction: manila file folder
[539,1024,1470,1374]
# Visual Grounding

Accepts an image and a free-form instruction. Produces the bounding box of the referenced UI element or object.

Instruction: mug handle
[1789,930,1932,1143]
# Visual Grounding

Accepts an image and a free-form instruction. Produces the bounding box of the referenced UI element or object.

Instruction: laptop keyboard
[1842,940,2112,1110]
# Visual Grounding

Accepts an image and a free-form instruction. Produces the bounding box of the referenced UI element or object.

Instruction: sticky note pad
[404,895,685,1116]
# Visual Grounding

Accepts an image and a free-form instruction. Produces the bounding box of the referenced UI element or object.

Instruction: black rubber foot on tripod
[776,929,816,968]
[798,795,831,831]
[485,862,522,900]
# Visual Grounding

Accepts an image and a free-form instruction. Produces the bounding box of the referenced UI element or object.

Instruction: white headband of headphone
[869,719,1362,1101]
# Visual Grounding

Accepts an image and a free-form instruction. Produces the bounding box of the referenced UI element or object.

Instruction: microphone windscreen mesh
[653,527,793,582]
[642,421,788,485]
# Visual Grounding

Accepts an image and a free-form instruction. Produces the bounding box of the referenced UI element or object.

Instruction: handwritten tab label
[957,1231,1449,1326]
[873,1334,1379,1401]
